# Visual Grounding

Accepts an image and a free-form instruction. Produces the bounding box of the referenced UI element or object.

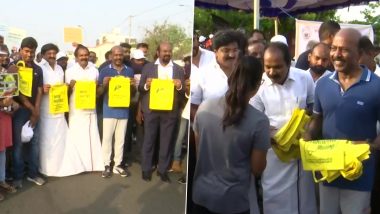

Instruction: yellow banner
[300,139,346,171]
[64,27,83,44]
[149,79,174,110]
[108,76,130,107]
[49,84,69,114]
[17,61,33,97]
[74,81,96,109]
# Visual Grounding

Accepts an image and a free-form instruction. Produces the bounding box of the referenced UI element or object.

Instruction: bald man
[305,28,380,214]
[97,46,135,178]
[307,43,331,82]
[138,42,185,182]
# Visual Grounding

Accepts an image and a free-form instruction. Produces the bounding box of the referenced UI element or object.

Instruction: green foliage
[143,21,192,61]
[348,2,380,45]
[194,7,339,40]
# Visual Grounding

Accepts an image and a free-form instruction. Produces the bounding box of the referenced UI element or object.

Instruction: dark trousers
[12,108,40,180]
[192,203,249,214]
[141,111,177,174]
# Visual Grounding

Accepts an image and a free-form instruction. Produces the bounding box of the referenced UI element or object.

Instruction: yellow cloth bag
[17,61,33,97]
[74,81,96,109]
[49,84,69,114]
[299,139,346,171]
[108,76,130,107]
[308,141,371,183]
[149,79,174,110]
[272,108,311,162]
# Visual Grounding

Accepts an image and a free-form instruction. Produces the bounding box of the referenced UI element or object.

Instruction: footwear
[0,193,4,201]
[177,176,186,185]
[157,172,171,183]
[170,160,182,173]
[113,165,130,177]
[27,176,46,186]
[13,180,22,189]
[142,171,152,182]
[102,166,112,178]
[0,182,17,193]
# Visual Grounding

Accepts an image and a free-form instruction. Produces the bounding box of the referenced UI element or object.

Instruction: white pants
[319,184,371,214]
[102,118,128,167]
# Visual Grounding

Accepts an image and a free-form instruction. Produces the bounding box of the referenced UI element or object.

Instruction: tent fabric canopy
[195,0,377,17]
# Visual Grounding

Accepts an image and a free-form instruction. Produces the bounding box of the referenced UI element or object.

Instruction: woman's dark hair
[222,56,263,129]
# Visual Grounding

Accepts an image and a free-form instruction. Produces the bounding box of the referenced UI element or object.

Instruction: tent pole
[253,0,260,29]
[275,18,278,35]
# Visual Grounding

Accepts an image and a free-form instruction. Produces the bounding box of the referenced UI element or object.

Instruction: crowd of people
[189,21,380,214]
[0,36,190,201]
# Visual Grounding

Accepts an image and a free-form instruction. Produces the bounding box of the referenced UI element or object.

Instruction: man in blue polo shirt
[306,28,380,214]
[97,46,135,178]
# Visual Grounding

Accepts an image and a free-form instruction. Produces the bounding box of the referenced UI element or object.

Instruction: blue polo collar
[329,65,371,85]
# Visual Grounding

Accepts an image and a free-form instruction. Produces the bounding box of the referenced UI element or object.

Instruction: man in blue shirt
[306,28,380,214]
[97,46,135,178]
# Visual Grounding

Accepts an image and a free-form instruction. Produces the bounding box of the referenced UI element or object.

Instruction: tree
[194,7,339,40]
[349,2,380,45]
[143,21,192,61]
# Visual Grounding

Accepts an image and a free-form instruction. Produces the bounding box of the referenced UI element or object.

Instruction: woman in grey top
[193,56,271,214]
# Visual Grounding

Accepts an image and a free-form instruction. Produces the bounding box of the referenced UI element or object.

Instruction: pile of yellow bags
[299,139,371,183]
[273,108,311,162]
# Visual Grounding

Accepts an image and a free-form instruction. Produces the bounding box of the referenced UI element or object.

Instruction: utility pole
[128,15,134,44]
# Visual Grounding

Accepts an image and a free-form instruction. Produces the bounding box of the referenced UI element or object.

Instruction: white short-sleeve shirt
[250,67,315,129]
[191,61,228,105]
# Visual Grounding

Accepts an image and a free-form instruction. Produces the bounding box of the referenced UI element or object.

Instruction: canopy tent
[195,0,378,17]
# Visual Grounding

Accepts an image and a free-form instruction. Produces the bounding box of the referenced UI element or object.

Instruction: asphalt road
[0,158,187,214]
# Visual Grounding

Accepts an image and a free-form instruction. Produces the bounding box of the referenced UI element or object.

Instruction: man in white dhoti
[250,42,317,214]
[64,44,103,173]
[38,43,69,176]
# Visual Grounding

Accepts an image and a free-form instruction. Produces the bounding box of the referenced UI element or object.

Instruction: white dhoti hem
[262,148,317,214]
[39,114,68,177]
[62,112,103,175]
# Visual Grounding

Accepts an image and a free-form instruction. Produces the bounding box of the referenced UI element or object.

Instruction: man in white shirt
[250,42,317,214]
[307,42,332,83]
[64,44,103,174]
[191,30,242,107]
[38,43,69,177]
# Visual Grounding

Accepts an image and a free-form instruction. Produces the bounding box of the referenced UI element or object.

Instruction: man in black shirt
[12,37,46,188]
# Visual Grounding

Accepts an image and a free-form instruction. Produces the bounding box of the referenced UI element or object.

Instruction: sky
[336,4,379,22]
[0,0,194,51]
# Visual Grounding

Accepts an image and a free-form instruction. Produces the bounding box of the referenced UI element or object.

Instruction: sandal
[0,182,17,193]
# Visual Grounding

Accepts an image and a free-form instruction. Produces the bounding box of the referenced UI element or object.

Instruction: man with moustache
[12,37,45,188]
[64,44,103,174]
[307,43,332,83]
[97,46,135,178]
[250,42,317,214]
[305,28,380,214]
[139,42,185,183]
[38,43,69,177]
[296,21,340,70]
[191,30,242,108]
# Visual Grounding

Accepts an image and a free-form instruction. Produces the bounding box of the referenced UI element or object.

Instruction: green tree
[143,21,192,61]
[349,2,380,45]
[194,7,339,39]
